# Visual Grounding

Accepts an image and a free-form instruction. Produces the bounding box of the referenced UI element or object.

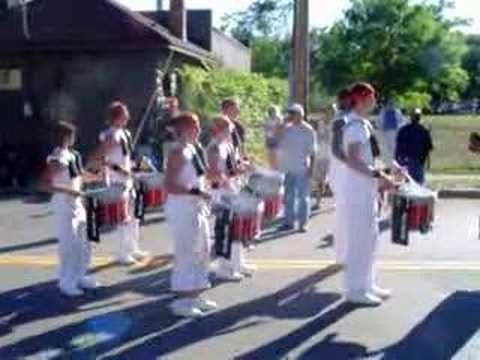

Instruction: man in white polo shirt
[277,104,317,233]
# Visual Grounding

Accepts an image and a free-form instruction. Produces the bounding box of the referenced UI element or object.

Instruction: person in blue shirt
[379,100,404,169]
[395,109,433,184]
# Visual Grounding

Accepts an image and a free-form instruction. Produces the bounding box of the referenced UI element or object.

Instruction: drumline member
[329,88,352,265]
[40,122,100,297]
[342,83,396,305]
[221,98,247,161]
[95,101,148,265]
[164,112,217,318]
[207,115,254,281]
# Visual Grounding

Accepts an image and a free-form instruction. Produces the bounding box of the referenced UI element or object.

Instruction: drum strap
[134,185,146,222]
[231,129,242,150]
[86,197,100,243]
[68,150,83,179]
[191,148,206,177]
[226,152,236,176]
[194,143,208,169]
[370,134,381,159]
[121,130,134,158]
[214,209,233,259]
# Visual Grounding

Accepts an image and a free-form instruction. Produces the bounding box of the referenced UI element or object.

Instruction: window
[0,69,22,90]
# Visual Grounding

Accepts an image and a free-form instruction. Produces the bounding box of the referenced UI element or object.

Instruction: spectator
[395,109,433,184]
[379,100,404,169]
[277,104,317,233]
[263,105,282,169]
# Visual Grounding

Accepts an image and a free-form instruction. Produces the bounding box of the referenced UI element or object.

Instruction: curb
[438,188,480,199]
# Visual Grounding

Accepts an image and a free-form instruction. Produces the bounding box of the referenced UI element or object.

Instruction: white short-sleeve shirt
[343,113,374,167]
[99,127,133,184]
[46,147,82,192]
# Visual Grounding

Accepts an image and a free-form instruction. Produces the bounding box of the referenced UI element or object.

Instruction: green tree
[221,0,293,46]
[251,37,290,78]
[462,35,480,98]
[312,0,469,104]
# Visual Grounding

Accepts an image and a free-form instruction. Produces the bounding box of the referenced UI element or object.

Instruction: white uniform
[47,147,91,292]
[208,138,250,278]
[99,127,143,261]
[329,112,349,264]
[342,112,379,294]
[165,144,211,292]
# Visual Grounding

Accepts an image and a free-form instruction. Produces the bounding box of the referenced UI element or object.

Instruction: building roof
[0,0,215,63]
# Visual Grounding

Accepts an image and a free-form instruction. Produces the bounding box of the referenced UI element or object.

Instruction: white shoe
[345,292,382,306]
[169,299,205,318]
[131,250,149,260]
[193,298,218,312]
[215,269,244,282]
[371,285,392,299]
[214,260,244,282]
[59,285,84,297]
[79,276,101,290]
[115,255,137,265]
[240,263,257,275]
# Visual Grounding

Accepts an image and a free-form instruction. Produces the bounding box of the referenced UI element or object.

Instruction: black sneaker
[298,225,309,233]
[278,224,294,232]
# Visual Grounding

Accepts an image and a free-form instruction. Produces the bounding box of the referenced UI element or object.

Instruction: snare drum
[391,187,435,246]
[93,185,128,227]
[214,190,262,259]
[83,185,127,242]
[247,168,284,197]
[136,172,166,209]
[263,194,282,222]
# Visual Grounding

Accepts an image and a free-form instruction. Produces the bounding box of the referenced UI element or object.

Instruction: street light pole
[291,0,309,114]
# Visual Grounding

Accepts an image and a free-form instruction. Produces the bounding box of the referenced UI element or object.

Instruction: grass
[425,115,480,174]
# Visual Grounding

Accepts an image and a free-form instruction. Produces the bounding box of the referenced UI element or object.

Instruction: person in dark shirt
[395,109,433,184]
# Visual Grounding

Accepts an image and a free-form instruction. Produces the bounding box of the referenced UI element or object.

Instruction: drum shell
[407,197,434,231]
[247,170,284,197]
[391,192,435,246]
[92,185,128,227]
[263,194,282,222]
[137,173,167,209]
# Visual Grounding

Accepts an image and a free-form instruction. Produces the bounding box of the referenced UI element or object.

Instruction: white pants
[343,186,378,294]
[114,189,142,260]
[329,160,347,264]
[166,196,211,292]
[333,188,347,264]
[53,195,91,290]
[382,130,397,168]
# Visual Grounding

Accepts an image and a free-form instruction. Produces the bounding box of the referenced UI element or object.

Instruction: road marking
[1,255,480,271]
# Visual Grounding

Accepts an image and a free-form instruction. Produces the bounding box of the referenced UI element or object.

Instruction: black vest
[120,130,134,158]
[191,143,206,177]
[68,150,83,179]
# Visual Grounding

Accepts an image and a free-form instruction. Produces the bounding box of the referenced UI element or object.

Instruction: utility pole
[290,0,309,114]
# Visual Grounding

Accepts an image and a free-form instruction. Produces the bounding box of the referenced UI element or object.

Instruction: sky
[117,0,480,34]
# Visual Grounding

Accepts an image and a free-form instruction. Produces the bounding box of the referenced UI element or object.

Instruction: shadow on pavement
[237,301,360,359]
[0,265,342,359]
[0,268,171,344]
[318,234,334,249]
[371,290,480,359]
[286,290,480,359]
[0,238,57,255]
[298,333,369,359]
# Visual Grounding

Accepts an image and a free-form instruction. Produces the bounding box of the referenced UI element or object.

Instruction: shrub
[178,65,288,161]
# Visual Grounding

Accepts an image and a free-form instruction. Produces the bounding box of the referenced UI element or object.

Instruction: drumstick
[392,160,416,184]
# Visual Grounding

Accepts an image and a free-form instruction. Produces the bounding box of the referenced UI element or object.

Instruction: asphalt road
[1,196,480,359]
